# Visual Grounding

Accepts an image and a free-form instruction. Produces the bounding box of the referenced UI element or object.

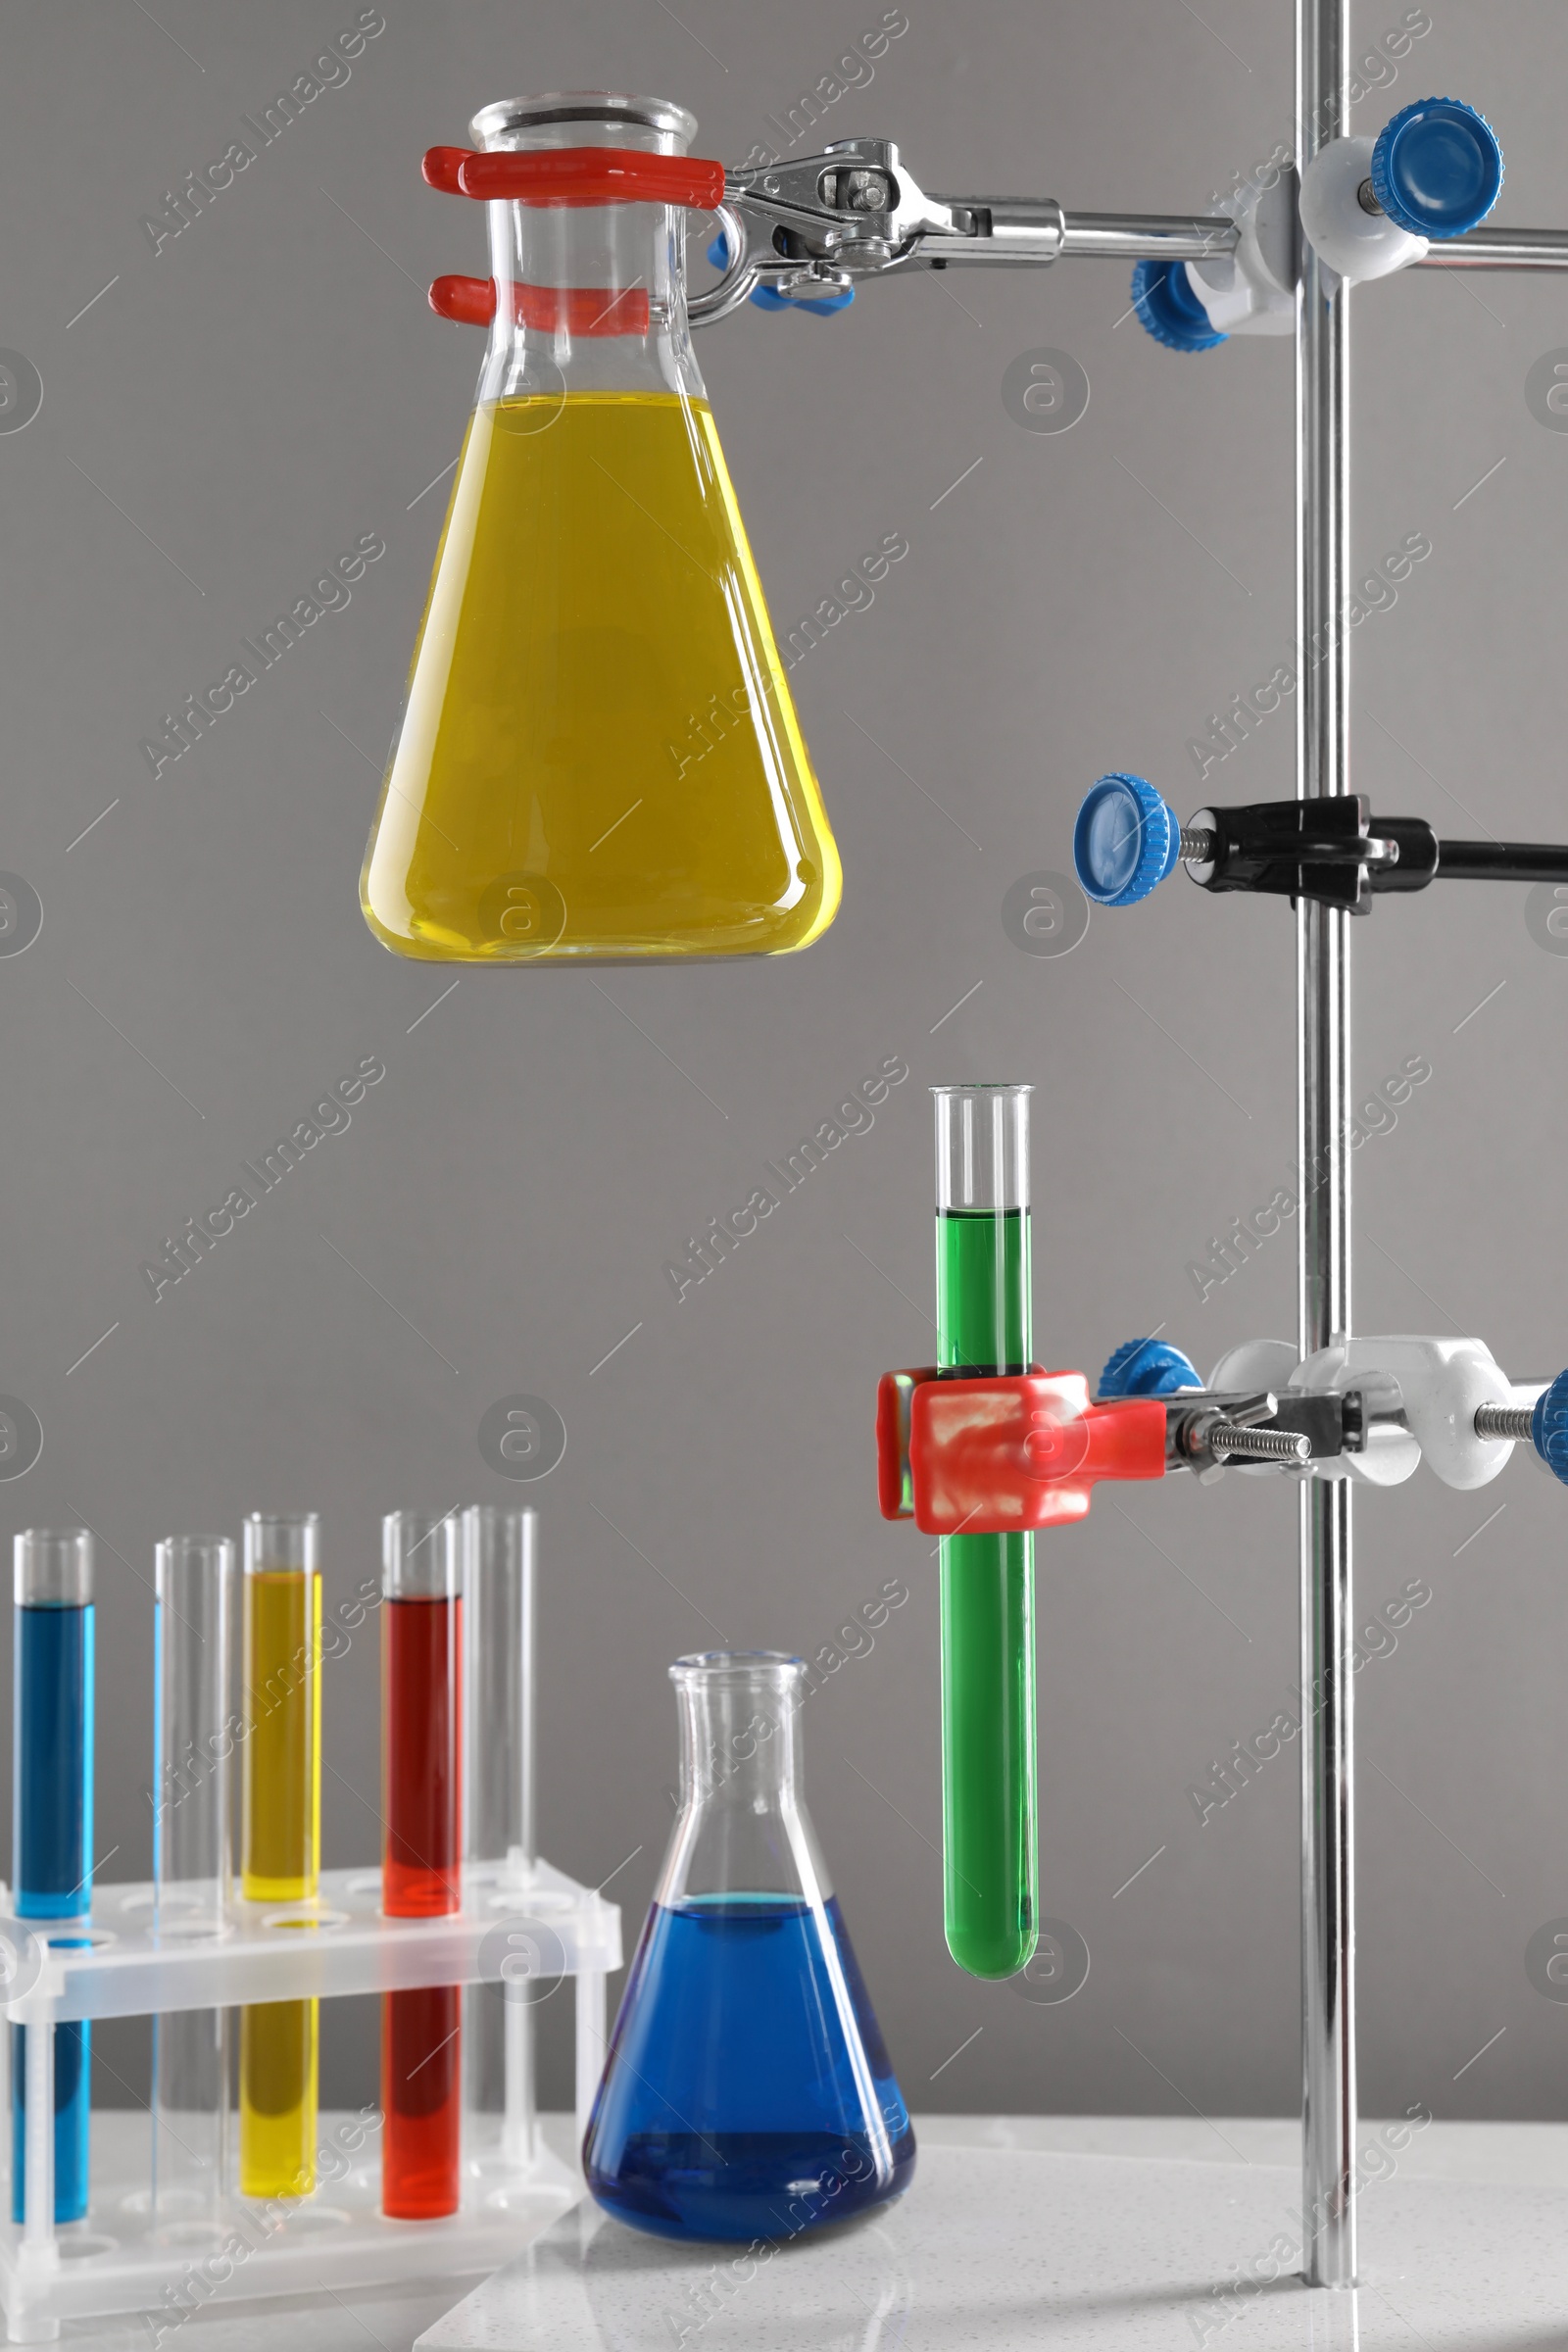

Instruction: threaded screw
[1180,825,1217,862]
[1209,1421,1311,1463]
[1474,1401,1534,1443]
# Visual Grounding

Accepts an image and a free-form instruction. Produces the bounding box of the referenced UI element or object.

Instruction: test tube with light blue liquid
[11,1528,94,2225]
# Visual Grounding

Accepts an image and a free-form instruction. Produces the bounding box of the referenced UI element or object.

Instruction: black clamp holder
[1073,776,1568,914]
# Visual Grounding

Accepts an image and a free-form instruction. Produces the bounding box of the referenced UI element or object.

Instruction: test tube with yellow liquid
[239,1512,321,2199]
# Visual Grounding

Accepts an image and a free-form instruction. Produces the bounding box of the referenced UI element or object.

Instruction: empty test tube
[152,1536,233,2214]
[381,1512,463,2219]
[933,1085,1040,1981]
[239,1512,321,2200]
[462,1505,536,2167]
[11,1529,94,2225]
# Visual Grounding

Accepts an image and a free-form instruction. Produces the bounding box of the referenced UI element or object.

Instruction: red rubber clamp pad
[428,275,652,335]
[877,1368,1166,1536]
[424,146,726,210]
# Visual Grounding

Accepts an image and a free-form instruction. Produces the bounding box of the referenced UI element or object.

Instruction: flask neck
[471,95,705,404]
[679,1668,800,1807]
[659,1654,832,1908]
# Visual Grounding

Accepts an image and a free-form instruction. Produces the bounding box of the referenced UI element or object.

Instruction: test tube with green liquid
[933,1084,1039,1980]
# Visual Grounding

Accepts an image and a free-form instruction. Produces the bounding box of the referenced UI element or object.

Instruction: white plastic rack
[0,1857,620,2343]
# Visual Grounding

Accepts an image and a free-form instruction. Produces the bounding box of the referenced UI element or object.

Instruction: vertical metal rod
[1298,0,1356,2292]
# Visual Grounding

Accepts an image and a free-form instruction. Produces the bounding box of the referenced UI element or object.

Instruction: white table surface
[420,2123,1568,2352]
[51,2114,1568,2346]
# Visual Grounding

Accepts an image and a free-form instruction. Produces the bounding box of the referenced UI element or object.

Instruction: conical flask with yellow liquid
[360,93,841,963]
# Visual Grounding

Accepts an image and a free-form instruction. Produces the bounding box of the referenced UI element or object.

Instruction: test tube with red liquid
[380,1512,463,2219]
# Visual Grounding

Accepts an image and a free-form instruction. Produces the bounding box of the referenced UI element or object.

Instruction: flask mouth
[471,91,697,154]
[671,1650,806,1687]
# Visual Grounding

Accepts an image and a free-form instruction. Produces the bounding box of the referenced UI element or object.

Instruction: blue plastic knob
[1099,1339,1201,1398]
[1532,1370,1568,1485]
[1073,774,1182,907]
[706,236,855,314]
[749,281,855,315]
[1129,258,1227,354]
[1370,98,1503,239]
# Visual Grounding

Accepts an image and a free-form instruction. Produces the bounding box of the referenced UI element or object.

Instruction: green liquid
[937,1209,1038,1981]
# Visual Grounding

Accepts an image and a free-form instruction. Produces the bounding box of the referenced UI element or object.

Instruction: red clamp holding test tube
[877,1365,1166,1535]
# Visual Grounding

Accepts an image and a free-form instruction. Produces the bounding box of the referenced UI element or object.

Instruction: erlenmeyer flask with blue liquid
[583,1651,915,2241]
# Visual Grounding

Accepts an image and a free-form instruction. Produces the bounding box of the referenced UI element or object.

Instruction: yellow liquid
[240,1569,321,2198]
[360,392,841,961]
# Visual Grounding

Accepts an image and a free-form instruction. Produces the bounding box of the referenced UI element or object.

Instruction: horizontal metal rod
[912,214,1564,274]
[913,207,1239,268]
[1060,210,1238,260]
[1438,840,1568,882]
[1416,224,1568,270]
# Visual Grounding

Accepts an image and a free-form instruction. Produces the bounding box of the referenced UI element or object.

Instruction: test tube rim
[928,1082,1036,1095]
[241,1512,320,1574]
[14,1527,93,1607]
[465,1502,538,1538]
[932,1082,1033,1214]
[382,1509,464,1601]
[153,1534,234,1599]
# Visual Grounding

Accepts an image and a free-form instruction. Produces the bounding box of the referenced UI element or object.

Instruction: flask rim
[670,1649,806,1685]
[471,91,698,152]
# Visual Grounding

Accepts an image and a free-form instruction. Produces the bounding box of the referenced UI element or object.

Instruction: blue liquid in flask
[584,1890,915,2242]
[11,1550,95,2226]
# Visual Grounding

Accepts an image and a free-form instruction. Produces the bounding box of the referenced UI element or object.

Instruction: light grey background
[4,0,1568,2127]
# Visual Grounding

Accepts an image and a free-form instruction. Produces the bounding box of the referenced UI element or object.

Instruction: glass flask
[583,1651,914,2241]
[360,92,841,963]
[933,1085,1039,1981]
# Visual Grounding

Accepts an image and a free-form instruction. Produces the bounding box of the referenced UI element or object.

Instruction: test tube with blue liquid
[11,1528,94,2225]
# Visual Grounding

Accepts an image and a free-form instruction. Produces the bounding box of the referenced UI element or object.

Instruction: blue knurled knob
[1533,1370,1568,1485]
[1073,774,1182,907]
[706,235,855,314]
[1129,258,1227,354]
[1370,98,1503,239]
[1099,1339,1201,1398]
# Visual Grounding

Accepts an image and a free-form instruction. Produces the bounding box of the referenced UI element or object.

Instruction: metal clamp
[700,136,1235,315]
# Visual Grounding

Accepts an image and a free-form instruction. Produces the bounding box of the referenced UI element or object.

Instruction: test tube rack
[0,1860,619,2344]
